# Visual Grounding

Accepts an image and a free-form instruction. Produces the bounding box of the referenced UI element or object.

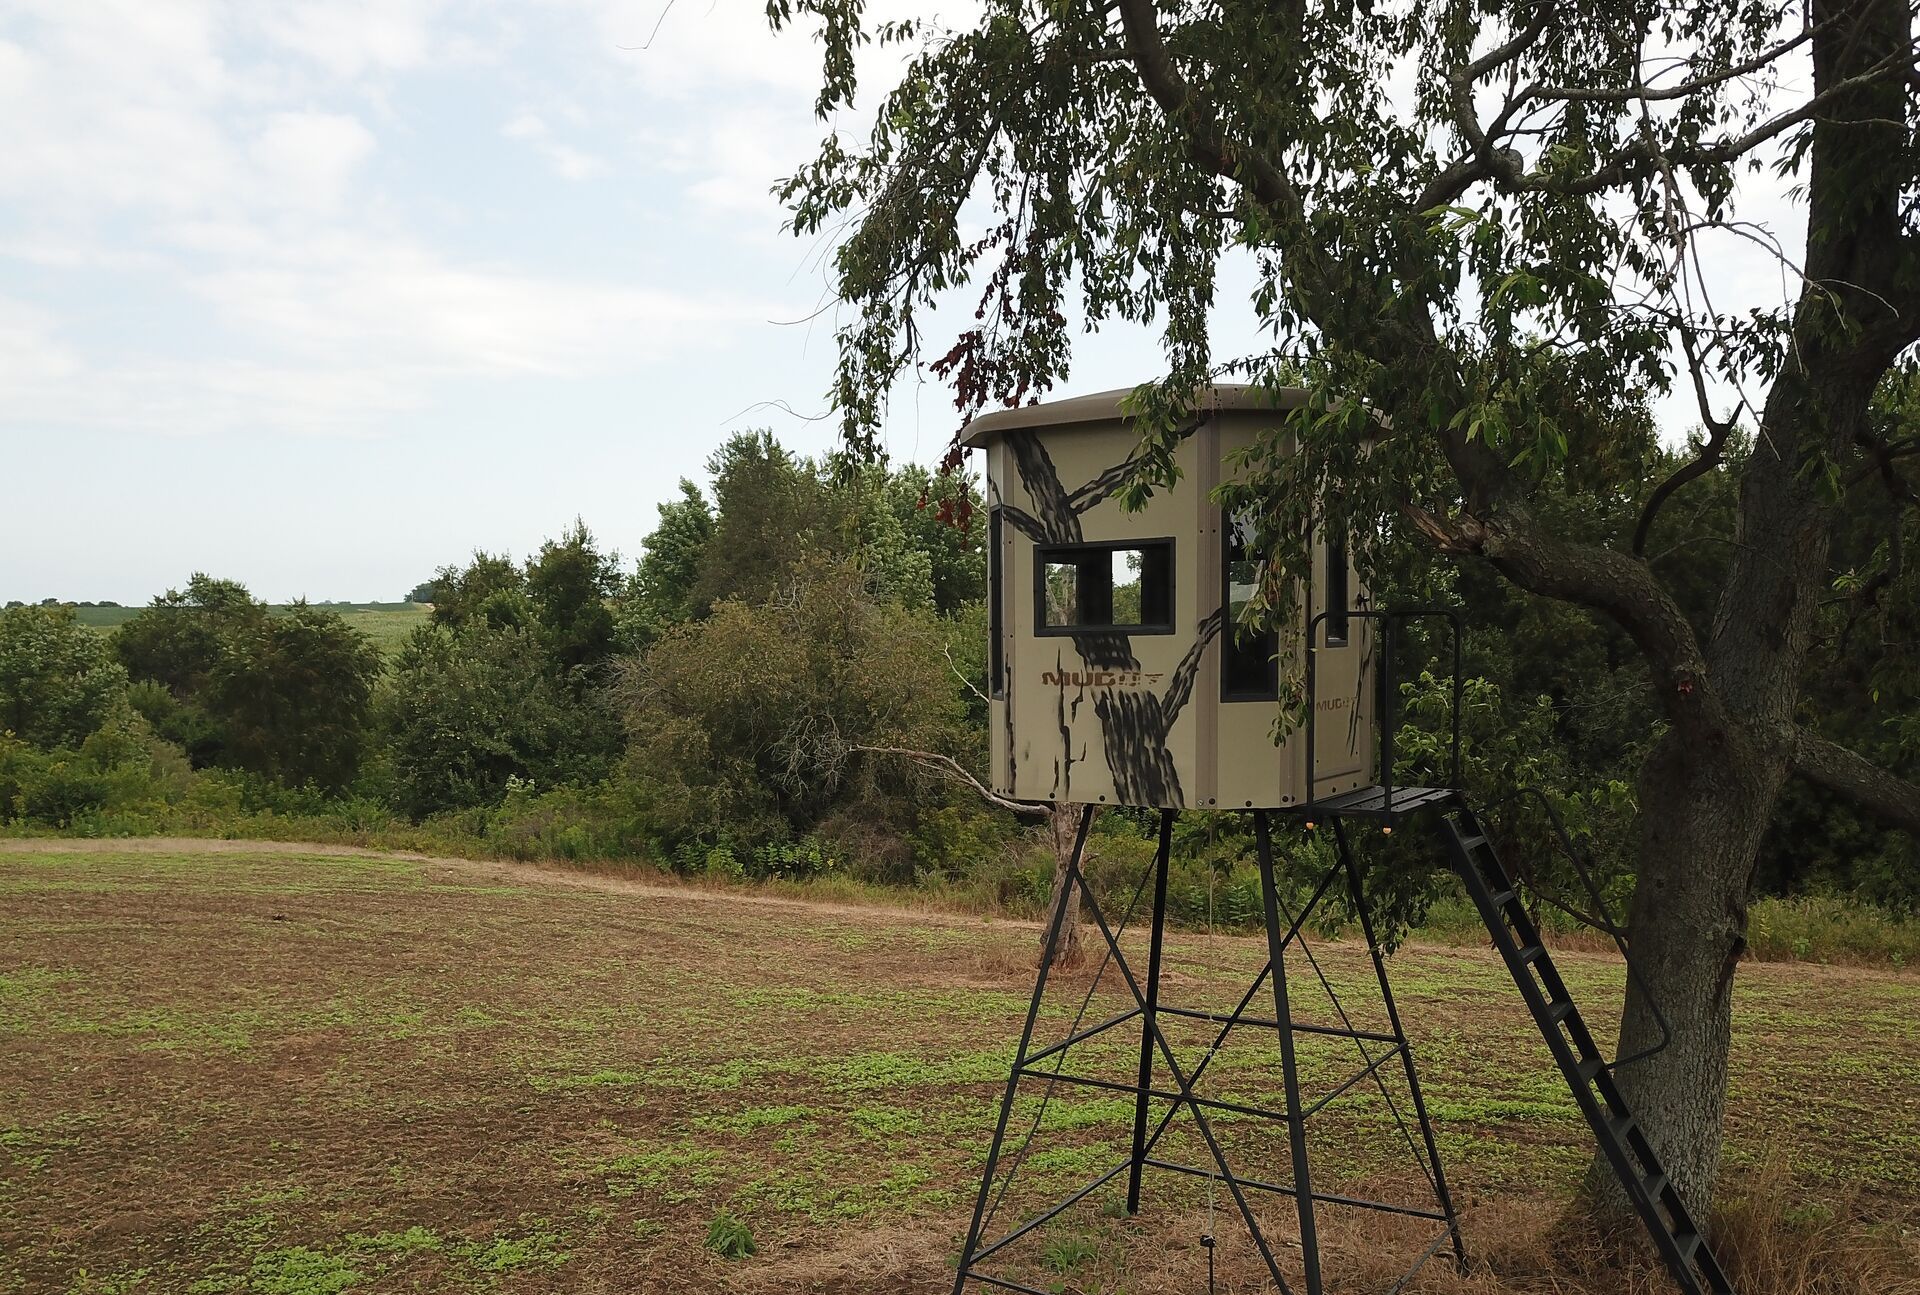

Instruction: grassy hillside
[64,602,432,653]
[1,841,1914,1294]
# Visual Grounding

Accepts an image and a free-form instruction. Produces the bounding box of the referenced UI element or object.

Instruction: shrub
[619,555,969,854]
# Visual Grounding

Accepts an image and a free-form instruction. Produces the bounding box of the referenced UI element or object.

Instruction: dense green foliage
[384,622,620,818]
[4,429,1915,957]
[621,555,966,870]
[0,605,129,750]
[110,577,383,790]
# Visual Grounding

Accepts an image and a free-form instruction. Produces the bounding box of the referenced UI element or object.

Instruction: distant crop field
[66,602,431,652]
[0,842,1915,1294]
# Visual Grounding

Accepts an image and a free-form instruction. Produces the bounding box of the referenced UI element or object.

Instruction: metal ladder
[1437,798,1735,1295]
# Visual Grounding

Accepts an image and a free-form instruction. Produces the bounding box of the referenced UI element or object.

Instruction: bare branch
[852,744,1050,817]
[1634,324,1742,555]
[943,643,991,705]
[1530,19,1828,105]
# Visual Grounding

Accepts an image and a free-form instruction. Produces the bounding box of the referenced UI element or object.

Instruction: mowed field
[70,604,431,654]
[2,842,1917,1295]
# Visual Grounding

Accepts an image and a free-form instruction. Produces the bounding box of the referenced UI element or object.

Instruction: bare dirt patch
[1,840,1915,1294]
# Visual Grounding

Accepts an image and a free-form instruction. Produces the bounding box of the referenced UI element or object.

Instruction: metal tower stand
[951,805,1465,1295]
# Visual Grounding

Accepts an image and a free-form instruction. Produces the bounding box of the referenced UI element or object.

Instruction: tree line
[1,424,1911,917]
[0,434,995,882]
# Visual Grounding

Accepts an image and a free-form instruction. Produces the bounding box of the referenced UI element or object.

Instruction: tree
[205,604,382,791]
[383,623,621,818]
[774,0,1920,1214]
[0,605,129,750]
[115,574,264,700]
[620,556,966,849]
[621,479,716,648]
[887,464,986,614]
[405,580,441,605]
[428,552,526,632]
[694,431,856,608]
[526,519,619,679]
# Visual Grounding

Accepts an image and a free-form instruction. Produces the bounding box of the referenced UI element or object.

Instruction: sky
[0,1,1804,605]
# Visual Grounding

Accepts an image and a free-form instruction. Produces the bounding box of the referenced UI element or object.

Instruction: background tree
[382,622,621,818]
[115,574,263,699]
[525,519,619,680]
[773,0,1920,1213]
[205,604,381,792]
[888,463,986,614]
[620,480,715,649]
[115,576,268,766]
[0,605,129,750]
[693,431,848,608]
[428,552,526,632]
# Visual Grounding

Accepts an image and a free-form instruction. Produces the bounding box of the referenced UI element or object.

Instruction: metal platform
[1296,784,1456,822]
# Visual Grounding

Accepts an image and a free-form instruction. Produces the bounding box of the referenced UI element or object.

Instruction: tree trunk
[1040,806,1086,970]
[1587,728,1783,1215]
[1583,0,1917,1225]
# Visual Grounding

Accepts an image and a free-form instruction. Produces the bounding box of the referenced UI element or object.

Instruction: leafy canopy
[772,0,1845,639]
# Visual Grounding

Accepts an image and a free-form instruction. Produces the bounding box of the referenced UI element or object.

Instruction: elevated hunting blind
[965,385,1374,810]
[948,387,1736,1295]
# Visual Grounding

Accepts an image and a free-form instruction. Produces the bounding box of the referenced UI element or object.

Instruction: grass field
[67,604,431,653]
[1,841,1916,1295]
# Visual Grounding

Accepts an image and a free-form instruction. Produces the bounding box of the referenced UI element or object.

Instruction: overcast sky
[0,1,1802,605]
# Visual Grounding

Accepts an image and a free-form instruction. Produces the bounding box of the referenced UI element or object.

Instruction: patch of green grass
[450,1224,569,1274]
[344,1227,440,1256]
[528,1067,650,1093]
[241,1247,360,1295]
[693,1104,814,1134]
[1042,1233,1097,1273]
[599,1144,723,1201]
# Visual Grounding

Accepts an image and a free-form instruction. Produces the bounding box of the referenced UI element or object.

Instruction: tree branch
[1791,729,1920,838]
[1634,323,1741,554]
[852,744,1050,817]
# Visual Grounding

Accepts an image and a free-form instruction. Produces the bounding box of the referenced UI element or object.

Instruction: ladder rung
[1576,1057,1605,1084]
[1673,1230,1702,1262]
[1642,1172,1668,1201]
[1546,1000,1577,1025]
[1518,943,1545,963]
[1455,834,1488,850]
[1488,889,1516,907]
[1606,1113,1635,1144]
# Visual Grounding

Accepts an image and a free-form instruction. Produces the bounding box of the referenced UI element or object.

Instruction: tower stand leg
[1126,809,1175,1214]
[1333,819,1468,1268]
[950,805,1095,1295]
[1256,811,1323,1295]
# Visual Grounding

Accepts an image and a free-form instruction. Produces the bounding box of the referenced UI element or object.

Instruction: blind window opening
[1037,542,1174,634]
[1223,513,1279,700]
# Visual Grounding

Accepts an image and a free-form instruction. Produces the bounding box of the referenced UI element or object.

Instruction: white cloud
[251,111,377,211]
[501,112,608,180]
[256,0,445,79]
[0,0,800,440]
[502,111,548,140]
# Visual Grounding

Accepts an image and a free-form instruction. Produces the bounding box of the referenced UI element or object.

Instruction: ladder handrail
[1438,802,1734,1295]
[1304,607,1462,809]
[1480,788,1674,1071]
